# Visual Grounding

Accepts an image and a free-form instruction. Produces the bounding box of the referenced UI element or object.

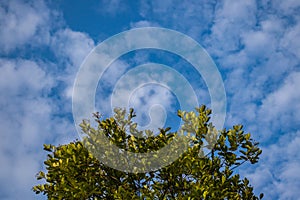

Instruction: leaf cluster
[33,106,263,199]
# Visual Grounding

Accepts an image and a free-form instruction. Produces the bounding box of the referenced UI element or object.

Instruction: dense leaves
[33,105,263,199]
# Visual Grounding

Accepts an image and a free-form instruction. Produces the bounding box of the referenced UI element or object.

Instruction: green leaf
[245,133,251,140]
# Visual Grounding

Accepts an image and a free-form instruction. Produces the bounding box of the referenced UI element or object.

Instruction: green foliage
[33,106,263,199]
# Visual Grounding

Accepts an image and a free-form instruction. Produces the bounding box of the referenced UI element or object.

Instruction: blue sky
[0,0,300,199]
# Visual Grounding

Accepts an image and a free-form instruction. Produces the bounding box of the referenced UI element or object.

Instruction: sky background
[0,0,300,199]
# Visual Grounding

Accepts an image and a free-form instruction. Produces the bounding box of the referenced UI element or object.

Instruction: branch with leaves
[33,105,264,199]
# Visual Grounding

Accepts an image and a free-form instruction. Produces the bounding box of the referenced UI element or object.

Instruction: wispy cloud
[242,130,300,199]
[257,72,300,138]
[96,0,128,15]
[139,0,216,38]
[51,28,95,68]
[0,0,53,54]
[51,28,95,99]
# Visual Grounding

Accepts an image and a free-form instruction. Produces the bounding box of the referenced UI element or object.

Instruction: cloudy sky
[0,0,300,199]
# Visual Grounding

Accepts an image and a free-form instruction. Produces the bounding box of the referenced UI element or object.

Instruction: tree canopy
[33,105,263,199]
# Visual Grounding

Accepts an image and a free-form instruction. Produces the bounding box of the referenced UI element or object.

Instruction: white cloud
[0,0,52,54]
[270,0,300,16]
[139,0,217,38]
[51,28,95,99]
[100,60,130,88]
[206,0,257,54]
[96,0,127,15]
[0,58,76,199]
[0,1,110,199]
[0,59,55,199]
[51,28,95,68]
[97,63,177,129]
[215,0,257,22]
[257,72,300,138]
[242,30,274,57]
[280,21,300,59]
[243,131,300,199]
[0,59,53,97]
[201,1,299,135]
[130,20,160,28]
[129,85,173,131]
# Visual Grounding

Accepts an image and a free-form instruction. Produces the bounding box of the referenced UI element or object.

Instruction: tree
[33,105,263,199]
